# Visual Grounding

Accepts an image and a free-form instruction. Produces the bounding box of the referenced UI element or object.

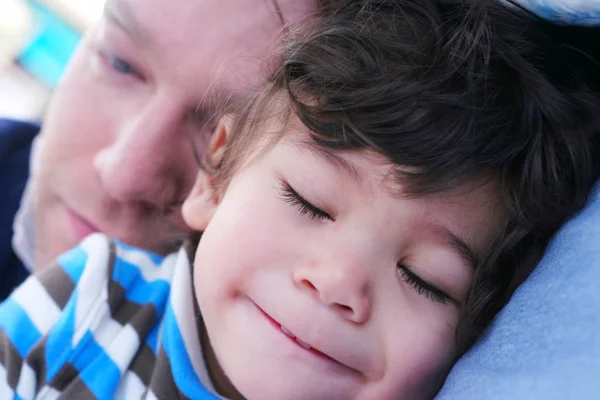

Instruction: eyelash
[279,181,333,221]
[397,265,450,305]
[98,50,141,79]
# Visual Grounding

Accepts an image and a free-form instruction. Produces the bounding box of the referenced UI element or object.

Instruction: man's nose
[94,98,198,208]
[293,255,373,324]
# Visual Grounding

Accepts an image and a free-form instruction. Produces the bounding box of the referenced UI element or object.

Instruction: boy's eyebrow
[104,0,151,46]
[293,139,364,186]
[439,226,480,271]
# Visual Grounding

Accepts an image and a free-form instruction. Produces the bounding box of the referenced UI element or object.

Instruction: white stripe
[168,249,215,391]
[103,324,140,373]
[12,277,61,335]
[36,385,61,399]
[15,362,36,400]
[144,389,159,400]
[115,370,147,400]
[0,364,15,399]
[92,314,124,357]
[73,234,112,344]
[115,245,178,284]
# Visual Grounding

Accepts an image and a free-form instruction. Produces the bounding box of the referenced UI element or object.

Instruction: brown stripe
[24,335,48,389]
[128,342,156,386]
[148,347,190,400]
[107,280,138,323]
[48,362,79,392]
[108,279,158,339]
[34,261,76,310]
[59,376,98,399]
[0,328,24,391]
[128,304,158,339]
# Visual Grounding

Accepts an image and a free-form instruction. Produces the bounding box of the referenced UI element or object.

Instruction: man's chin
[34,238,77,270]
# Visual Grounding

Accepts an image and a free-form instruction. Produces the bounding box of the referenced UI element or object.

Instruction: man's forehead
[104,0,315,96]
[106,0,316,35]
[276,0,319,24]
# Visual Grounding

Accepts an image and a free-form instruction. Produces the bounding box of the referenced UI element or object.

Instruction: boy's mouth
[278,324,338,363]
[254,302,355,370]
[280,324,313,350]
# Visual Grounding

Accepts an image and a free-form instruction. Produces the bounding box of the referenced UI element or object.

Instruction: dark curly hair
[209,0,600,353]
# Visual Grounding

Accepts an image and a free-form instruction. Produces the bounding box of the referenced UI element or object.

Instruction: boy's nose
[293,258,372,324]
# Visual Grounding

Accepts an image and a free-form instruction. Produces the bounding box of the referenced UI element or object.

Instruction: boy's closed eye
[397,264,452,305]
[277,178,457,307]
[278,180,334,222]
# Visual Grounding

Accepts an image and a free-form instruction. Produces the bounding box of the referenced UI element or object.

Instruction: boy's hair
[209,0,600,352]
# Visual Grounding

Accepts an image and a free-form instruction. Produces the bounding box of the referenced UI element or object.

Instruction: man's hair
[212,0,600,352]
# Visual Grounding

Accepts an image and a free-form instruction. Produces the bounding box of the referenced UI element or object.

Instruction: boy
[1,0,599,398]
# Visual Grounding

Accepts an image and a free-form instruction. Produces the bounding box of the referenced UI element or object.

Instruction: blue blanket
[438,183,600,399]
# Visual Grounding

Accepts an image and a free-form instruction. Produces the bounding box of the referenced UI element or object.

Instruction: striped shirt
[0,233,223,399]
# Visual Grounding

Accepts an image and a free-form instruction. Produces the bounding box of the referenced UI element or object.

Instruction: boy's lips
[253,301,363,374]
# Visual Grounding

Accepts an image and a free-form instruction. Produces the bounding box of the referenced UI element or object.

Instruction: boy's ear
[206,114,233,169]
[182,115,233,231]
[182,170,218,231]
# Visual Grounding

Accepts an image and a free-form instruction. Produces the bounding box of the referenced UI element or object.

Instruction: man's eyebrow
[293,139,363,186]
[104,0,150,45]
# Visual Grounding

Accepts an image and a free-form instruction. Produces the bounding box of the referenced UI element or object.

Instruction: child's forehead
[267,112,504,211]
[275,131,505,264]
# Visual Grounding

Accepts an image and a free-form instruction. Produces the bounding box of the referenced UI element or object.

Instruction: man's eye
[397,264,450,305]
[107,55,138,75]
[97,49,141,78]
[278,181,333,222]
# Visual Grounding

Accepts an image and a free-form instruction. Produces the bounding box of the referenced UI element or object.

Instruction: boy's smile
[183,122,504,400]
[254,301,359,372]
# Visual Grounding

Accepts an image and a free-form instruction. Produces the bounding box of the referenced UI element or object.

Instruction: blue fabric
[0,119,38,301]
[517,0,600,25]
[438,183,600,399]
[0,234,219,398]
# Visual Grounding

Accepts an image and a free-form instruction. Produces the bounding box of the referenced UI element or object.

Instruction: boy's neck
[190,238,244,399]
[199,321,246,400]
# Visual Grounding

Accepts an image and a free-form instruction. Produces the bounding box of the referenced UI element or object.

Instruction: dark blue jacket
[0,119,38,300]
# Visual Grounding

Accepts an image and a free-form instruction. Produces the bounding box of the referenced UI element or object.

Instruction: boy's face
[30,0,315,268]
[184,124,503,399]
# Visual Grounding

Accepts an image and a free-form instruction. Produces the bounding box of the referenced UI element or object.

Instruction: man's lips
[254,303,360,373]
[66,207,101,240]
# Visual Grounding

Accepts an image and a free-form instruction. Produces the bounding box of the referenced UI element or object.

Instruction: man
[0,0,317,299]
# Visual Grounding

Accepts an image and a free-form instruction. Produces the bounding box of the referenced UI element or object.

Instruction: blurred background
[0,0,105,120]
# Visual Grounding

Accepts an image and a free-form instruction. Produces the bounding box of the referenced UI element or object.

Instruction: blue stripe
[125,278,170,313]
[69,331,103,372]
[45,291,77,382]
[161,303,218,399]
[111,257,171,311]
[78,346,122,399]
[57,246,88,284]
[0,298,42,357]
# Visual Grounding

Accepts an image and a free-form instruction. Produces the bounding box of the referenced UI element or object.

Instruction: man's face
[185,123,504,400]
[31,0,314,267]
